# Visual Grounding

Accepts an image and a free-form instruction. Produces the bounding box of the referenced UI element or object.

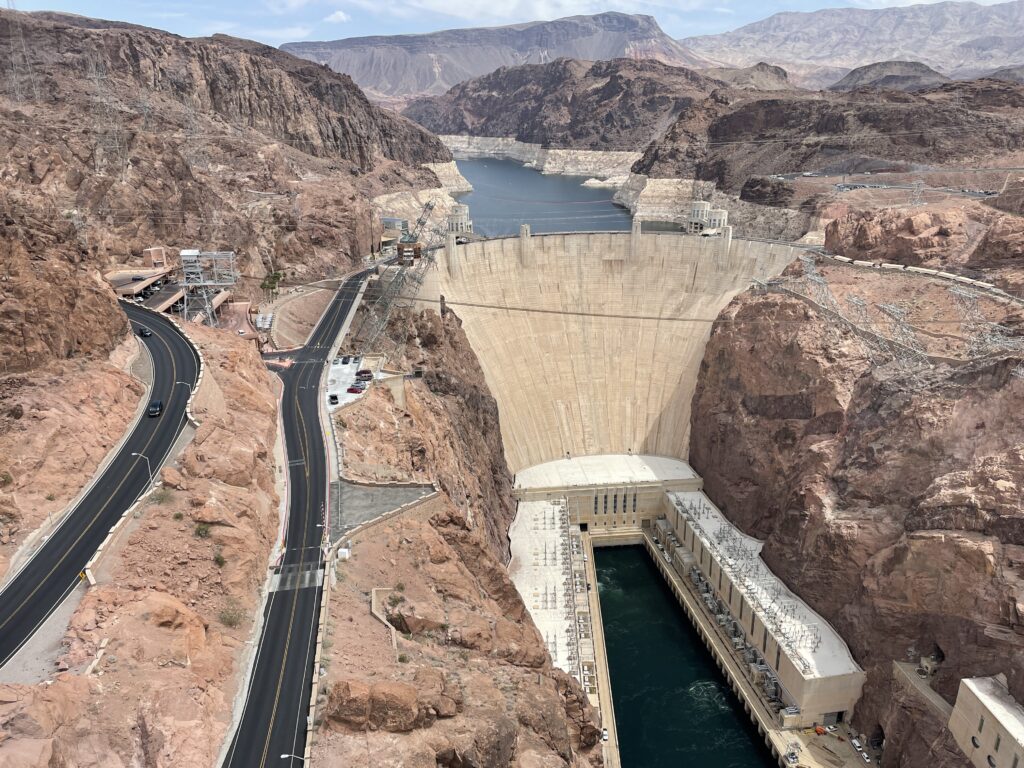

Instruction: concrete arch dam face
[434,232,801,473]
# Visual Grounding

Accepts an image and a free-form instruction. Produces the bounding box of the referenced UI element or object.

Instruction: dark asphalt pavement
[0,302,200,667]
[223,274,366,768]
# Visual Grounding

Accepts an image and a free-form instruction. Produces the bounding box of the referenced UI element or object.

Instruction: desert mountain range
[284,2,1024,98]
[281,12,709,104]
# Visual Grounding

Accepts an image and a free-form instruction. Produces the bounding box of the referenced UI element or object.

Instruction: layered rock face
[637,81,1024,190]
[0,324,282,766]
[0,215,126,374]
[314,307,602,766]
[689,264,1024,768]
[283,11,709,103]
[0,9,449,314]
[404,57,723,151]
[339,307,516,557]
[825,205,1024,293]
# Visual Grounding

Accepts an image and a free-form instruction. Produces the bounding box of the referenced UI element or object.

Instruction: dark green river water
[596,546,778,768]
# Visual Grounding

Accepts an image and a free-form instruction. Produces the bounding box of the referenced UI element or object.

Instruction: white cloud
[324,9,352,21]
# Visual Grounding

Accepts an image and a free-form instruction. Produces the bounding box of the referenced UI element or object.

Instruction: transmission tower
[910,180,925,207]
[179,250,238,327]
[948,285,1024,359]
[878,303,929,367]
[87,58,128,178]
[4,2,38,103]
[846,295,889,363]
[797,254,849,339]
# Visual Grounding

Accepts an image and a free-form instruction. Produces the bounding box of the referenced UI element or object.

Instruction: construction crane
[397,200,436,263]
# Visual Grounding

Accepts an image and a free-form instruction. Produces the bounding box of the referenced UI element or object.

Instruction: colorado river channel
[596,547,778,768]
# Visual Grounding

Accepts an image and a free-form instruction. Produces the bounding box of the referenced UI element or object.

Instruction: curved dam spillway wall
[431,231,801,474]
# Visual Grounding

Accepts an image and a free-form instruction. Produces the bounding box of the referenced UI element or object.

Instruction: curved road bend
[0,302,201,667]
[223,273,367,768]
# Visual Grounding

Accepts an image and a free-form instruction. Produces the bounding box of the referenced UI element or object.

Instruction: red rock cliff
[689,275,1024,767]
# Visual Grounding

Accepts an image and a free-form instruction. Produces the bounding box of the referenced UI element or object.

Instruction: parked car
[862,754,871,764]
[353,381,367,391]
[346,386,362,394]
[328,394,339,405]
[147,400,163,417]
[131,275,145,281]
[601,729,609,742]
[341,355,351,364]
[851,739,863,752]
[137,326,152,337]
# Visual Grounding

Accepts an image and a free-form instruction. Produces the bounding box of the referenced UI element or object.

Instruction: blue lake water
[596,546,778,768]
[454,157,633,237]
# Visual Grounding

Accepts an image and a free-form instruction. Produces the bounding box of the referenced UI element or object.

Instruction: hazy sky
[14,0,1009,45]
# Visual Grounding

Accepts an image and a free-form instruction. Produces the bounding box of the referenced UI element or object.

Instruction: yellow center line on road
[0,322,185,642]
[257,360,317,768]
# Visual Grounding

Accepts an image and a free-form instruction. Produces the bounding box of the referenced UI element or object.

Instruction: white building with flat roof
[950,675,1024,768]
[666,490,866,728]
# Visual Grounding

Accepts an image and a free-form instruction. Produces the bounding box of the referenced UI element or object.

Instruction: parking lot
[325,356,379,411]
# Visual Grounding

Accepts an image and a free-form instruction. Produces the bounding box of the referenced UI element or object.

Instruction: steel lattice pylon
[948,285,1024,359]
[179,250,238,327]
[877,303,929,367]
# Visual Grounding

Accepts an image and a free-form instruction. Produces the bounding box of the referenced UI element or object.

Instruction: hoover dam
[423,217,872,768]
[427,225,800,472]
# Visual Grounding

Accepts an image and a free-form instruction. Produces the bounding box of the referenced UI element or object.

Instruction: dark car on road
[137,326,153,337]
[147,400,163,417]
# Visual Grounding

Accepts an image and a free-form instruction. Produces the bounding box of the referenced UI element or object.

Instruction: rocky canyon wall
[688,262,1024,768]
[0,9,450,303]
[0,323,282,767]
[313,307,602,766]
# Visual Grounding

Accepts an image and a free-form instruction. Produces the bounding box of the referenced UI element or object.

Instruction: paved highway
[0,302,201,667]
[223,274,366,768]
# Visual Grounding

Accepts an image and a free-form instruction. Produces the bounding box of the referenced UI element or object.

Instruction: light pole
[175,380,193,392]
[280,756,303,763]
[131,452,154,488]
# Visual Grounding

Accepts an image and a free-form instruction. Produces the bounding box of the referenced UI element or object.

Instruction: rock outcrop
[824,204,1024,293]
[636,81,1024,189]
[827,61,951,92]
[700,62,793,91]
[339,307,515,558]
[0,8,449,308]
[0,323,282,766]
[404,57,724,152]
[314,307,602,766]
[689,262,1024,768]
